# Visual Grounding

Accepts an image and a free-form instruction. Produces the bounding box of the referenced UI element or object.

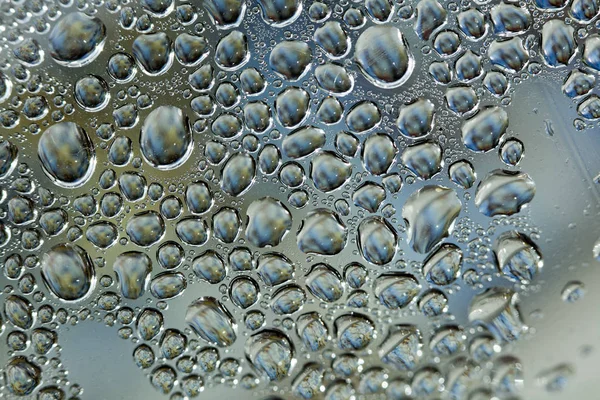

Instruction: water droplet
[38,122,95,188]
[186,297,237,347]
[402,185,462,254]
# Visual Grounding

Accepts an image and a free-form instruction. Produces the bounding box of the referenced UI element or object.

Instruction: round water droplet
[355,26,414,88]
[38,122,95,188]
[41,243,95,302]
[245,329,295,381]
[49,12,106,66]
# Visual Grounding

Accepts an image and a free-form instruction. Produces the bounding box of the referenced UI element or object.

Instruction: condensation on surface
[0,0,599,399]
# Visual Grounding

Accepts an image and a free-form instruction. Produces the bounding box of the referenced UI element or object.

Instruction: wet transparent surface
[0,0,599,399]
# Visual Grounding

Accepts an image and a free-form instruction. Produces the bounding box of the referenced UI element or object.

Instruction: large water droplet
[297,209,348,255]
[402,186,462,254]
[355,26,414,88]
[245,329,295,381]
[49,12,106,67]
[140,106,192,170]
[186,297,237,347]
[38,122,95,188]
[41,243,95,302]
[475,169,536,216]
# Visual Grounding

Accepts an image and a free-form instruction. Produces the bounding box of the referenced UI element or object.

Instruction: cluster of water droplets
[0,0,595,398]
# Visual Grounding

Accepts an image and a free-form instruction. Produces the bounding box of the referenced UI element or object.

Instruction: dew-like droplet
[541,20,576,67]
[355,26,414,88]
[49,12,106,67]
[449,160,476,189]
[5,357,41,396]
[358,217,398,265]
[150,272,187,299]
[215,31,249,70]
[462,107,509,153]
[494,231,542,283]
[379,325,422,370]
[305,264,344,302]
[362,133,397,175]
[186,297,237,347]
[269,41,312,80]
[335,313,376,350]
[221,153,256,196]
[4,295,34,329]
[353,182,386,213]
[126,211,166,247]
[203,0,246,29]
[414,0,447,40]
[401,141,443,180]
[397,99,435,138]
[310,151,352,192]
[402,185,462,254]
[114,252,152,299]
[423,244,462,286]
[469,287,527,342]
[283,126,325,159]
[374,273,420,309]
[140,106,192,170]
[193,250,227,284]
[475,169,536,217]
[315,63,353,95]
[132,32,173,76]
[230,276,260,309]
[271,284,307,314]
[246,197,292,247]
[41,243,95,302]
[292,362,324,399]
[38,122,95,188]
[297,209,348,255]
[245,329,295,381]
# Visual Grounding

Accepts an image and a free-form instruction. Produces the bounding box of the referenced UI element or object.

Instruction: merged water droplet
[132,32,173,76]
[475,169,536,216]
[246,197,292,247]
[402,185,462,254]
[186,297,237,347]
[297,209,348,255]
